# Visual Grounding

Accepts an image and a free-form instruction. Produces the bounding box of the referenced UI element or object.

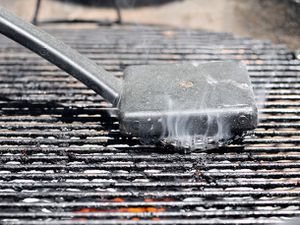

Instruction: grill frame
[0,25,299,225]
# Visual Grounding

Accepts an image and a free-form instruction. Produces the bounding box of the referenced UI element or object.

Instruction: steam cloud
[158,82,244,151]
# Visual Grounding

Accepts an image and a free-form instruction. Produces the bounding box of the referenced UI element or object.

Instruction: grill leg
[32,0,42,25]
[113,0,122,24]
[33,0,121,25]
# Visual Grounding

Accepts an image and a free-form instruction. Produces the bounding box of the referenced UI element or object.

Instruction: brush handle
[0,7,122,105]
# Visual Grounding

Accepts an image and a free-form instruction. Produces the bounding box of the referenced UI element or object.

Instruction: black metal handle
[0,7,122,105]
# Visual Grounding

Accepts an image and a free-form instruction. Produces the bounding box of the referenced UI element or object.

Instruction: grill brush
[0,7,257,150]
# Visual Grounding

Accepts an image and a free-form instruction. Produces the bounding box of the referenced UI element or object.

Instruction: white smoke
[157,62,255,152]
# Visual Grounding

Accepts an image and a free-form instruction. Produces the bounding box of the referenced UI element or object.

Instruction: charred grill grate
[0,26,299,225]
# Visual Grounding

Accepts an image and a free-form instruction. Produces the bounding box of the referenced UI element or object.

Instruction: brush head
[119,61,257,150]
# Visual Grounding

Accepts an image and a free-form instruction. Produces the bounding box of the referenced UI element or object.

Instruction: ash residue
[159,132,247,153]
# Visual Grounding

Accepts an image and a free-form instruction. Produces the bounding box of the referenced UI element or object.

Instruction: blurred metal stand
[32,0,41,25]
[32,0,122,25]
[113,0,122,24]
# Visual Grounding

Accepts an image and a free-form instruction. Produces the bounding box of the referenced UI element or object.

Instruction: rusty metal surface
[0,26,299,224]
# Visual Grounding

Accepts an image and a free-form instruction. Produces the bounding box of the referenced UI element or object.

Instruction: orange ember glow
[112,198,125,202]
[75,198,171,220]
[76,206,165,213]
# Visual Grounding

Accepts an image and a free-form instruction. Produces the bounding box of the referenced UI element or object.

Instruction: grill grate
[0,25,299,225]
